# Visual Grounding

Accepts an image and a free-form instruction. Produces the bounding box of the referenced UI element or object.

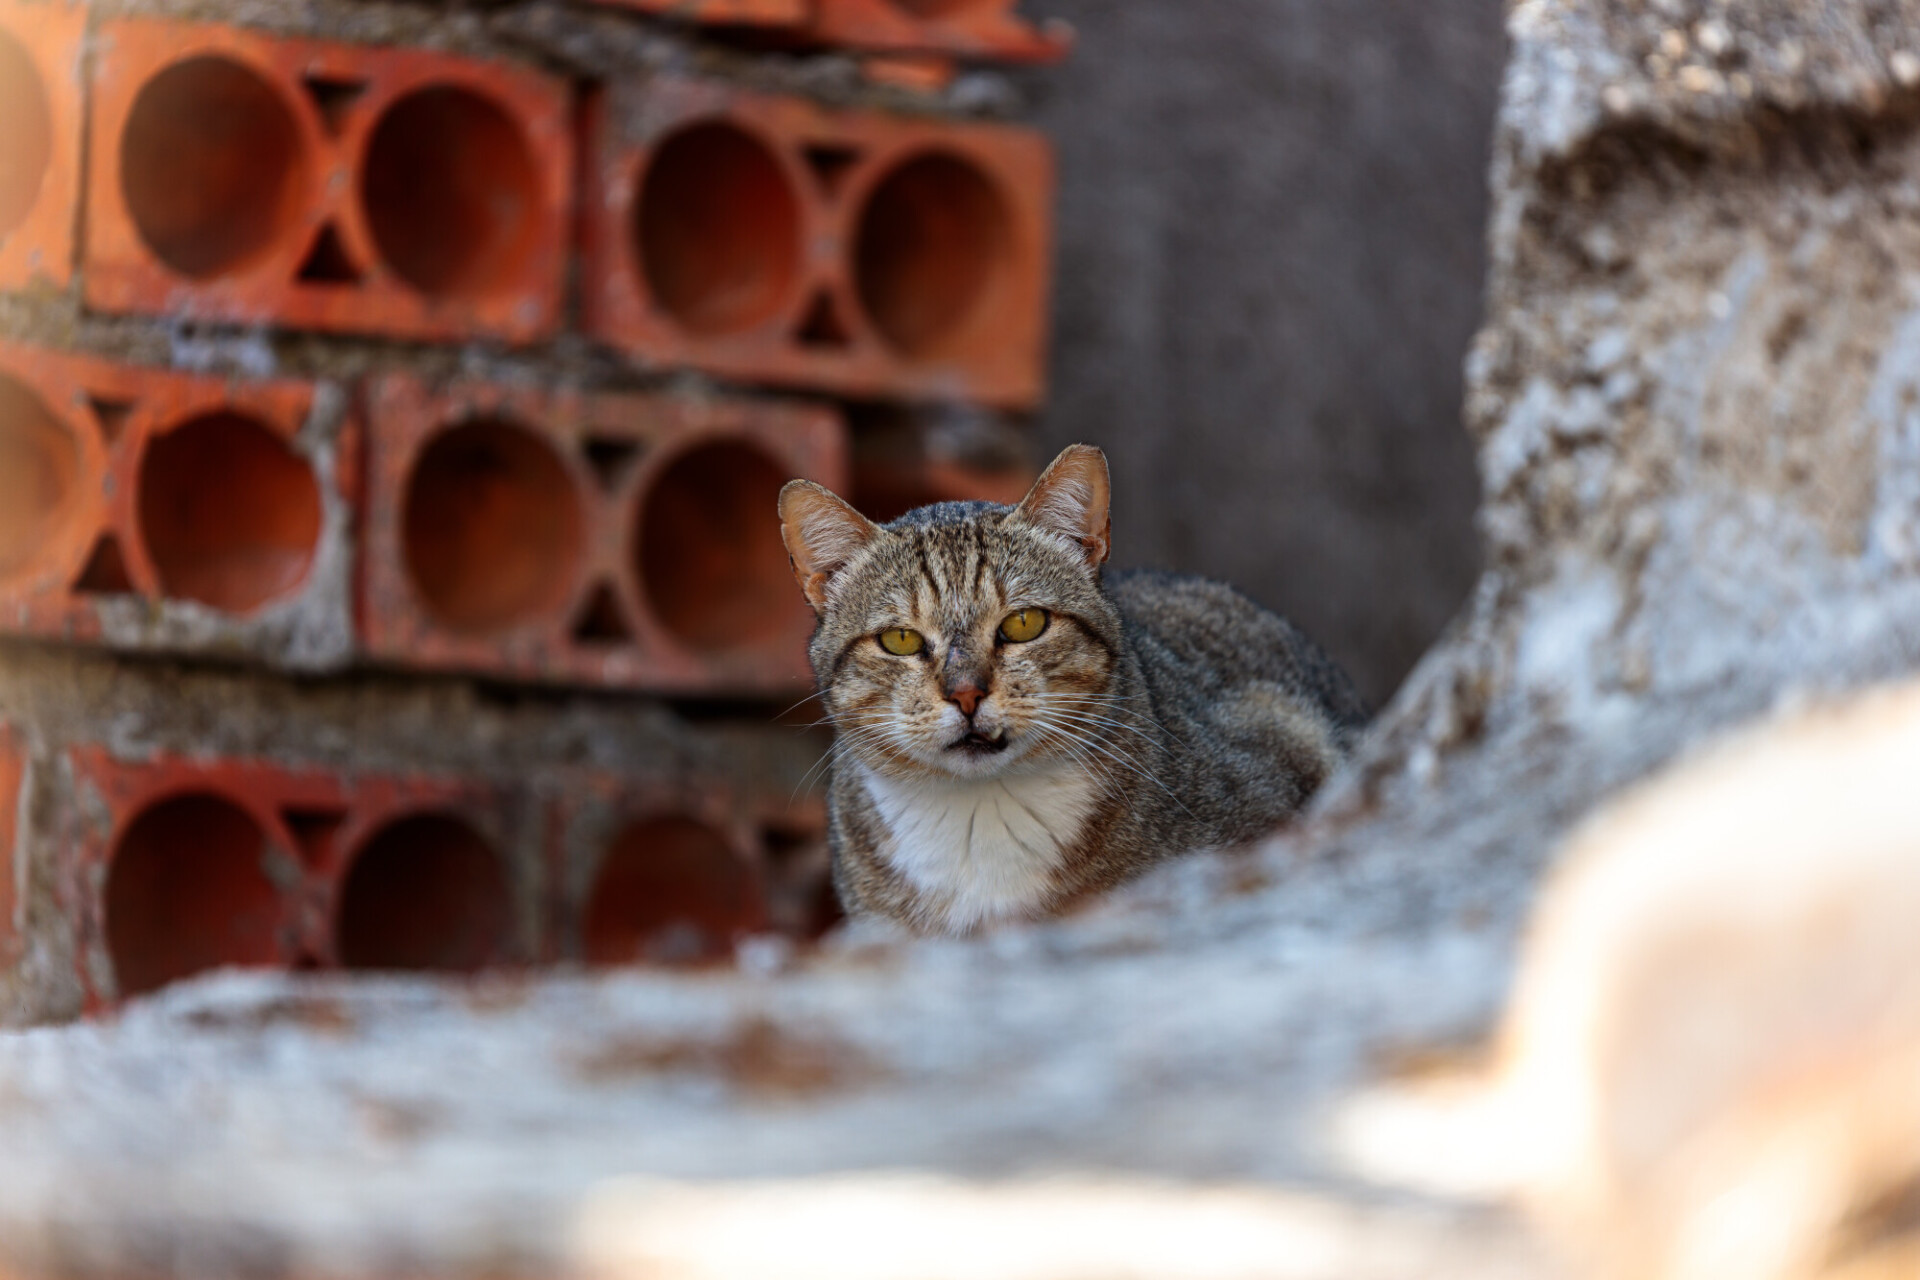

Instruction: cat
[778,443,1369,935]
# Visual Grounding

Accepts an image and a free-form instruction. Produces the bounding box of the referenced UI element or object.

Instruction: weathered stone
[4,3,1920,1278]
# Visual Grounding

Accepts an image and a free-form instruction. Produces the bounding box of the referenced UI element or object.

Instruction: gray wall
[1026,0,1505,707]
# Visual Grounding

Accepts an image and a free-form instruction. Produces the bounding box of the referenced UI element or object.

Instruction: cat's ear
[779,480,879,613]
[1015,444,1112,568]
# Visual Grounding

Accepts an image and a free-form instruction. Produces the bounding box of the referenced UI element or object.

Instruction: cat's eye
[999,609,1049,643]
[879,627,925,656]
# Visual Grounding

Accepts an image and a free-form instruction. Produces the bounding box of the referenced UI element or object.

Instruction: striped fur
[780,445,1368,935]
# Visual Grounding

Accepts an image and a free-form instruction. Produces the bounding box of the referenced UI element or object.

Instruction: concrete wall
[1028,0,1507,707]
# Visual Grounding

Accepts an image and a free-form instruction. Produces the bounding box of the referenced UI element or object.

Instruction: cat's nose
[946,682,989,718]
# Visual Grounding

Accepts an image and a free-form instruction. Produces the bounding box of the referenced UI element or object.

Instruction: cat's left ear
[779,480,880,613]
[1015,444,1112,569]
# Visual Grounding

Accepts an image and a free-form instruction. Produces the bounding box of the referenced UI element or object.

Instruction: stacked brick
[0,0,1061,1020]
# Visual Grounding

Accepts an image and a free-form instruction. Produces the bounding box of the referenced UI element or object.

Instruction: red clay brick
[0,725,24,970]
[587,0,804,23]
[807,0,1072,64]
[859,54,960,92]
[579,77,1055,408]
[51,749,823,1001]
[851,450,1037,524]
[360,373,846,694]
[61,748,536,1005]
[552,775,773,967]
[0,342,350,645]
[84,18,571,343]
[0,0,85,292]
[547,778,832,966]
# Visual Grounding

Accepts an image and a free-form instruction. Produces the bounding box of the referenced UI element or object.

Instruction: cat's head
[779,444,1124,782]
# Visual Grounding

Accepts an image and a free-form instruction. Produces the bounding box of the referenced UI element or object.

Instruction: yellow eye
[999,609,1049,643]
[879,627,925,656]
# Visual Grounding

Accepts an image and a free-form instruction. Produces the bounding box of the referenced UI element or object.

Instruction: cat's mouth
[948,729,1010,757]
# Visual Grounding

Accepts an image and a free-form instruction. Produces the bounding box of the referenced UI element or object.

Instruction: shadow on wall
[1028,0,1504,708]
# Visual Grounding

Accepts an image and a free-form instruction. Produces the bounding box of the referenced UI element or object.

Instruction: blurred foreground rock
[1503,681,1920,1280]
[6,2,1920,1277]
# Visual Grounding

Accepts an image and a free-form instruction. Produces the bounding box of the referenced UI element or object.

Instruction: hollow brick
[807,0,1071,64]
[360,373,846,694]
[0,342,355,668]
[587,0,803,24]
[83,18,571,343]
[60,748,538,1005]
[580,76,1055,408]
[0,0,85,292]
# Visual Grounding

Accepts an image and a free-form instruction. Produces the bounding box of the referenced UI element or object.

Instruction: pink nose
[948,684,987,717]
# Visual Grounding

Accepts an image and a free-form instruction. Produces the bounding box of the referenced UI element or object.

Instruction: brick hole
[120,56,308,279]
[636,439,796,651]
[854,151,1013,358]
[584,816,765,965]
[335,813,512,973]
[636,121,802,336]
[361,87,543,301]
[72,534,134,595]
[84,395,133,445]
[0,374,83,584]
[800,143,862,200]
[300,75,367,136]
[403,419,583,635]
[762,825,843,941]
[582,436,642,493]
[795,289,854,350]
[0,27,52,239]
[281,806,347,867]
[295,222,362,285]
[105,793,285,998]
[137,412,323,613]
[570,581,634,645]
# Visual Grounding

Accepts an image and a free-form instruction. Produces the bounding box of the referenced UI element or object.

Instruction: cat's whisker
[1028,702,1171,752]
[1031,706,1165,747]
[1023,723,1128,806]
[1028,690,1177,719]
[1035,714,1195,819]
[1027,694,1191,747]
[817,715,895,731]
[1027,691,1139,705]
[774,688,831,719]
[1021,720,1097,776]
[792,721,901,802]
[799,735,887,801]
[1027,722,1136,808]
[792,741,852,803]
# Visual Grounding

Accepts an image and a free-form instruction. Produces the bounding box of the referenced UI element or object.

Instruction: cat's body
[780,446,1367,935]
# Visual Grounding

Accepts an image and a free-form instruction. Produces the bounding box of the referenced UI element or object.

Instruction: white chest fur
[858,765,1101,933]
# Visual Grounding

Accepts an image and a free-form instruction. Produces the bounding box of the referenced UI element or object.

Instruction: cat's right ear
[1016,443,1112,569]
[778,480,879,613]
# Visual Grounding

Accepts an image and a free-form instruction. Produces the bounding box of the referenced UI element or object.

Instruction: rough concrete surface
[1501,680,1920,1280]
[6,2,1920,1278]
[1343,0,1920,821]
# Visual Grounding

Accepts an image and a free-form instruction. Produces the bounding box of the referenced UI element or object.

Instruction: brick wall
[0,0,1061,1019]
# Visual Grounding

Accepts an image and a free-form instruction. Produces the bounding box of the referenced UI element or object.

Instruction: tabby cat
[778,444,1368,935]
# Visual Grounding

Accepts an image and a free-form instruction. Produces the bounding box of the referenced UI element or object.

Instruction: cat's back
[1107,569,1369,739]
